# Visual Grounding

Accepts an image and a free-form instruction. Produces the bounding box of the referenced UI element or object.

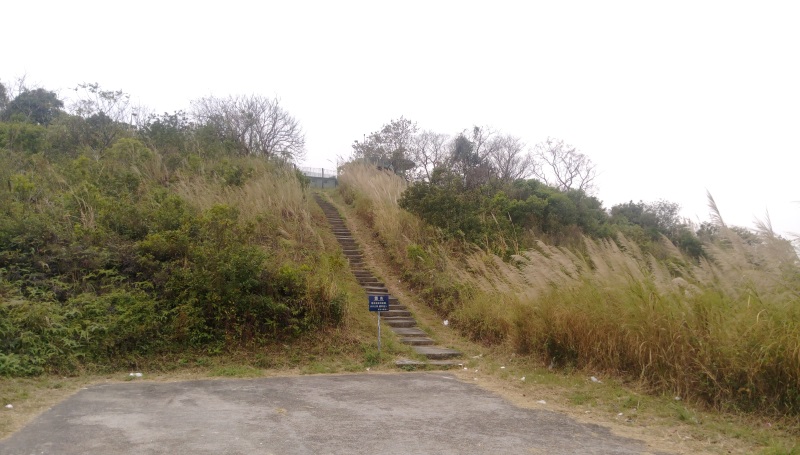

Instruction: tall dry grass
[338,163,800,414]
[168,156,352,325]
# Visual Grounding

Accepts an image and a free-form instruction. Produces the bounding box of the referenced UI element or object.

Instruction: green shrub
[0,121,48,153]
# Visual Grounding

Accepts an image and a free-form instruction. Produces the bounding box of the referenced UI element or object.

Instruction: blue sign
[368,294,390,312]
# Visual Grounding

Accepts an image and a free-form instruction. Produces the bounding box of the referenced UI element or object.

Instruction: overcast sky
[4,1,799,236]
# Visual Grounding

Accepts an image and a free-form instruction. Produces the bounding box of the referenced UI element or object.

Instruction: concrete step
[388,304,406,311]
[382,309,411,318]
[400,337,435,346]
[412,346,461,360]
[358,280,384,287]
[390,327,428,337]
[383,317,416,328]
[363,286,388,293]
[395,358,464,369]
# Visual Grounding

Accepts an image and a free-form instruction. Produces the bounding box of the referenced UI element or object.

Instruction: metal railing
[298,167,337,178]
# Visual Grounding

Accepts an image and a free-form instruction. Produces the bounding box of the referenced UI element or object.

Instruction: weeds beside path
[324,187,799,455]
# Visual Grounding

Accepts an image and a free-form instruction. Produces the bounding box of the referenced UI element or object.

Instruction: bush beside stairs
[313,194,462,368]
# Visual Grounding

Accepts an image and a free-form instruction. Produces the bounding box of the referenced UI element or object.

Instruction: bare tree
[69,82,134,149]
[71,83,132,123]
[532,138,597,193]
[192,94,305,162]
[487,134,533,181]
[409,130,449,181]
[470,125,497,162]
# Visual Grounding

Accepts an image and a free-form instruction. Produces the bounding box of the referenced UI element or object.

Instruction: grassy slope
[2,153,798,452]
[335,163,800,454]
[0,139,419,437]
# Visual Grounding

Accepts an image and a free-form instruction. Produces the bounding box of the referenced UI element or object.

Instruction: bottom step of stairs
[395,358,465,369]
[412,345,461,360]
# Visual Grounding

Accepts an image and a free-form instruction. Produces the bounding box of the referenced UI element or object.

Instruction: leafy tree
[399,168,484,243]
[139,111,193,154]
[611,199,682,239]
[696,221,719,242]
[610,201,661,238]
[1,88,64,125]
[0,122,48,153]
[611,199,703,258]
[351,117,417,175]
[0,81,8,111]
[447,132,494,190]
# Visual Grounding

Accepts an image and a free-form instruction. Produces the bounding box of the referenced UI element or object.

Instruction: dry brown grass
[338,163,800,417]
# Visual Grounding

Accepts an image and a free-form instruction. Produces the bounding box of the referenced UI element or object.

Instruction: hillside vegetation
[3,81,799,423]
[0,83,353,376]
[339,162,800,416]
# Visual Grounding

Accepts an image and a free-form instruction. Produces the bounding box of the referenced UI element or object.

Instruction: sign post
[368,295,389,354]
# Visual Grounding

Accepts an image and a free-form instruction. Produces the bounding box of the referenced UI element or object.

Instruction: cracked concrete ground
[0,372,670,455]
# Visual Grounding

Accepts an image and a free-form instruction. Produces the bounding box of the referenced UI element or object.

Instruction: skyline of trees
[0,79,307,164]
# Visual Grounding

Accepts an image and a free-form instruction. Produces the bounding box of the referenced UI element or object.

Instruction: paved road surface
[0,372,667,454]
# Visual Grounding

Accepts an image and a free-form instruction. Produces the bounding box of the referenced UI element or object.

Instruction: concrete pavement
[0,373,667,454]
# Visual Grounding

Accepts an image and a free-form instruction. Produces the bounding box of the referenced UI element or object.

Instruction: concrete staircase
[314,194,462,367]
